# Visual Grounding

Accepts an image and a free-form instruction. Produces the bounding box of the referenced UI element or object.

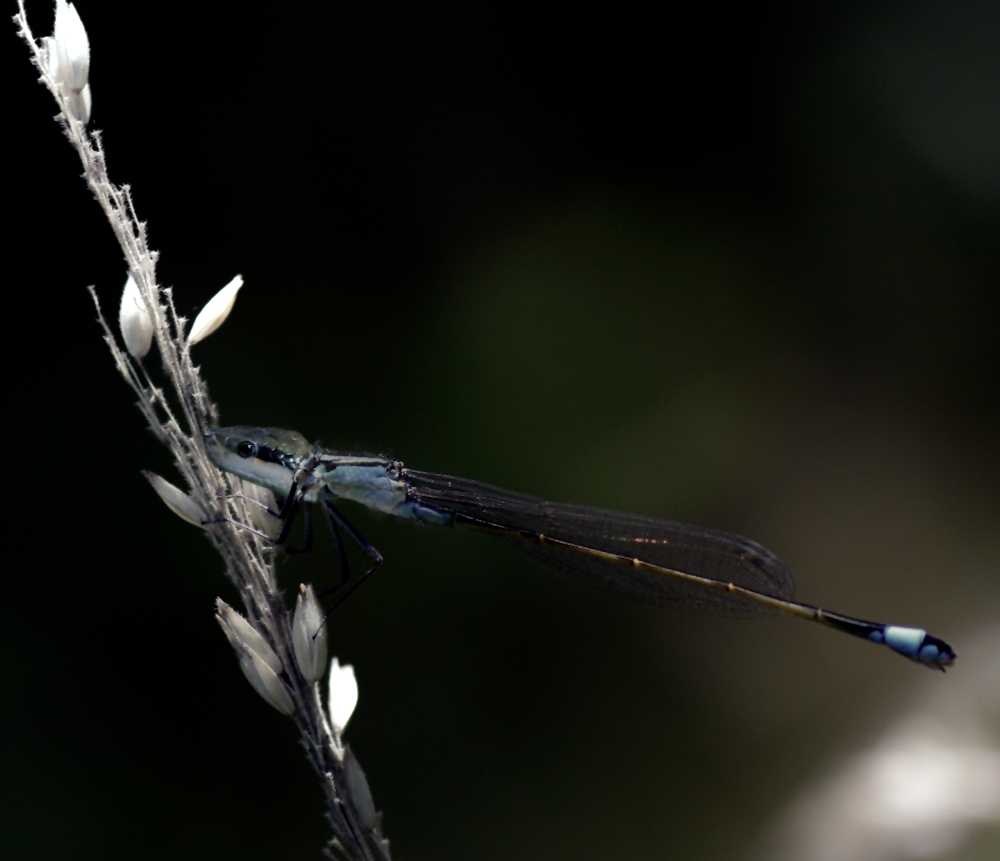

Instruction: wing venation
[402,469,794,618]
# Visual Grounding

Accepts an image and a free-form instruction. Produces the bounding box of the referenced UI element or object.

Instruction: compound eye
[236,440,258,458]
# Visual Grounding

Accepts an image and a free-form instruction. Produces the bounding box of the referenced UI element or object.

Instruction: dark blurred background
[6,0,999,858]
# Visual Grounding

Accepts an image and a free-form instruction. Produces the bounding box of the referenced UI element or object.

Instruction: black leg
[214,477,303,542]
[283,502,313,555]
[273,487,307,545]
[276,483,300,521]
[317,499,383,614]
[321,503,352,587]
[279,453,319,520]
[213,491,312,552]
[208,485,307,550]
[211,456,323,551]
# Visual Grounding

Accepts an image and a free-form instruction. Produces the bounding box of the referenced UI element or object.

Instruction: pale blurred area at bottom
[751,627,1000,861]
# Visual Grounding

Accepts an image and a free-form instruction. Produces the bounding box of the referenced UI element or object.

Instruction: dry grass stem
[15,3,391,857]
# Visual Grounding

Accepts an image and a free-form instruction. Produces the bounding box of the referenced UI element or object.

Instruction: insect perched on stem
[205,426,956,670]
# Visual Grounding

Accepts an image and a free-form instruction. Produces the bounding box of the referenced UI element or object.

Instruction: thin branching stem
[16,4,390,857]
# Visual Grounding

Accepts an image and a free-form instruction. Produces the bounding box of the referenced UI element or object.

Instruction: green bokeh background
[6,1,998,858]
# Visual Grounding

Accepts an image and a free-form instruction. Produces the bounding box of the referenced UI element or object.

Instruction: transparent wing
[401,470,795,618]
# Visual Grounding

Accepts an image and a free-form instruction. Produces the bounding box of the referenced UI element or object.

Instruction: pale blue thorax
[316,457,453,525]
[316,458,408,513]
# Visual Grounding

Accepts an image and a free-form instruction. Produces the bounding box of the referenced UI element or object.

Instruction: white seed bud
[142,470,206,528]
[238,640,295,716]
[216,599,293,715]
[327,657,359,732]
[343,746,377,830]
[188,275,243,345]
[48,0,91,123]
[292,584,328,682]
[74,82,92,126]
[215,599,282,674]
[118,273,154,358]
[241,479,282,539]
[52,0,88,89]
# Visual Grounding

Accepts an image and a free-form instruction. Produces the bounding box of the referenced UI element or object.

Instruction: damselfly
[205,426,956,670]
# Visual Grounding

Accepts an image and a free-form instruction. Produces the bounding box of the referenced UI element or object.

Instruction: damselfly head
[205,426,312,494]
